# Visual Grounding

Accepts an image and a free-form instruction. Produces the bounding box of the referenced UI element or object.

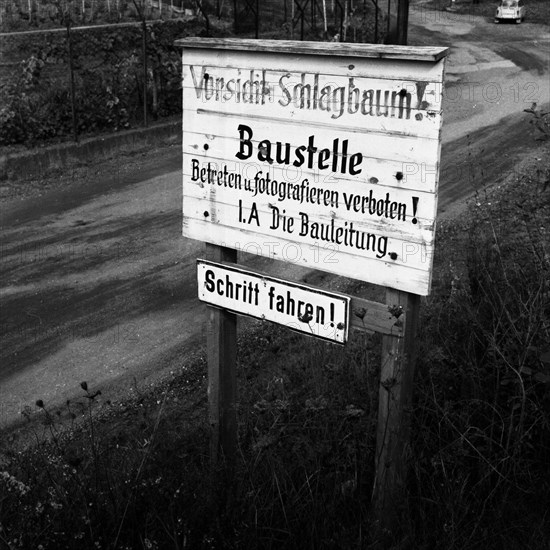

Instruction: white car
[495,0,526,24]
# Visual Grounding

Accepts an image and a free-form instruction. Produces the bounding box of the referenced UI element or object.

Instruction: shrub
[0,19,187,146]
[410,155,550,548]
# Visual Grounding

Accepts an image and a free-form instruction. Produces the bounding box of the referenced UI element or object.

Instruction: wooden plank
[183,211,433,271]
[183,195,435,247]
[181,116,441,169]
[181,66,443,138]
[180,65,444,102]
[349,295,405,336]
[206,244,238,467]
[182,104,441,144]
[182,163,438,230]
[373,289,420,525]
[176,38,449,62]
[182,107,442,143]
[181,48,447,83]
[182,220,434,295]
[182,151,439,194]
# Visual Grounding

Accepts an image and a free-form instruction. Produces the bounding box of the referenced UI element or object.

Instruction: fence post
[386,0,408,45]
[396,0,409,45]
[206,243,238,470]
[141,17,148,127]
[65,16,79,143]
[133,0,149,126]
[373,288,420,532]
[291,0,294,38]
[194,0,210,35]
[255,0,259,38]
[374,0,379,43]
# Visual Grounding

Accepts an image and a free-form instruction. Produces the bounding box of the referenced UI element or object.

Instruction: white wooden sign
[178,39,448,295]
[197,260,350,343]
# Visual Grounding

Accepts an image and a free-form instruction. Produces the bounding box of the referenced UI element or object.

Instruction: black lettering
[236,124,253,160]
[205,270,215,292]
[293,145,306,167]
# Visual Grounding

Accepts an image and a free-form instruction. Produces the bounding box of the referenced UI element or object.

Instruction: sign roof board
[178,39,448,295]
[197,259,350,343]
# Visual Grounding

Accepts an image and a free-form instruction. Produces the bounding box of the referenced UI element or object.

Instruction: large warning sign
[177,39,448,295]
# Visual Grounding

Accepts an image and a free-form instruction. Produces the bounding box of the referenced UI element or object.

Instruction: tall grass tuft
[410,152,550,549]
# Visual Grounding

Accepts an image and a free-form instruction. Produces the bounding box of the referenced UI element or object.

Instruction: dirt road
[409,2,550,211]
[1,3,549,427]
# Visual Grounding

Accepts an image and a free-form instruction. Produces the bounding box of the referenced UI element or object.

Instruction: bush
[410,155,550,548]
[0,20,188,146]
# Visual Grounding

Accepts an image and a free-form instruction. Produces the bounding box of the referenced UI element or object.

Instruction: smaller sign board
[197,260,350,343]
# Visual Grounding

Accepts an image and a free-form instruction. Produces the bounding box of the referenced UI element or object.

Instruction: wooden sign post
[374,288,420,526]
[206,243,237,467]
[177,37,448,516]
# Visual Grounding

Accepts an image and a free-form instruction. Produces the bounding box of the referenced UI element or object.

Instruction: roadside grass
[409,141,550,548]
[423,0,550,24]
[1,146,549,547]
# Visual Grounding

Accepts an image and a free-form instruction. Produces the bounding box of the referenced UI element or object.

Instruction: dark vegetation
[0,19,198,147]
[0,0,385,148]
[1,0,195,29]
[0,132,548,548]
